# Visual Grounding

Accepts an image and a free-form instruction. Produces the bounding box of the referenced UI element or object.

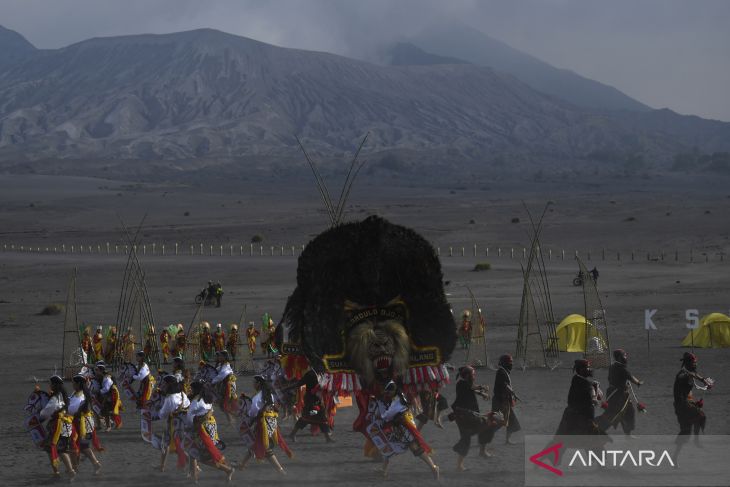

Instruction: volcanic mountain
[0,26,728,179]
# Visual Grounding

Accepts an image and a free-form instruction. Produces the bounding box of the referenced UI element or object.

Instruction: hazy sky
[1,0,728,121]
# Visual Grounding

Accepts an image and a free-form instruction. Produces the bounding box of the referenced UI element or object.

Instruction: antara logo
[568,449,675,467]
[529,442,564,476]
[530,442,677,477]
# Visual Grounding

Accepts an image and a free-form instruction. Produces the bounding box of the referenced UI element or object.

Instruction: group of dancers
[28,346,714,482]
[30,349,290,482]
[78,316,278,367]
[552,349,713,457]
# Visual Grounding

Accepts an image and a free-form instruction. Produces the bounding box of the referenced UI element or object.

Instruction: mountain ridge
[0,26,727,179]
[407,22,650,113]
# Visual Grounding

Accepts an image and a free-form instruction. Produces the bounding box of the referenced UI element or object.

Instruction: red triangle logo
[529,442,564,476]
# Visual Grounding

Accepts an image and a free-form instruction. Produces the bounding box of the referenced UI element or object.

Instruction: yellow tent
[555,314,608,352]
[682,313,730,348]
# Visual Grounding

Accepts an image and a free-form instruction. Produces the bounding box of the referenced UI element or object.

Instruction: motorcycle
[572,272,584,286]
[194,289,215,306]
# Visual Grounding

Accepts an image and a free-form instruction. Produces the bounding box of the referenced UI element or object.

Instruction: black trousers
[295,416,331,433]
[674,401,706,442]
[484,400,521,443]
[452,413,493,457]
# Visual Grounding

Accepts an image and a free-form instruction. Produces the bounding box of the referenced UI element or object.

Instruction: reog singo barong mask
[282,216,456,393]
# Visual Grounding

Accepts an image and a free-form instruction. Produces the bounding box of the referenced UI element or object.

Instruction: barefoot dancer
[133,351,156,410]
[286,368,334,443]
[371,381,439,479]
[94,362,123,431]
[155,374,190,472]
[238,375,292,474]
[555,360,606,435]
[484,354,521,445]
[68,375,103,475]
[598,349,643,435]
[673,352,713,454]
[415,389,449,431]
[211,350,237,422]
[40,376,76,480]
[186,380,235,483]
[450,366,498,471]
[172,356,191,395]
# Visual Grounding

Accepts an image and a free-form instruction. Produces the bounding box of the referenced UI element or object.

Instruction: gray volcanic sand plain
[1,174,729,487]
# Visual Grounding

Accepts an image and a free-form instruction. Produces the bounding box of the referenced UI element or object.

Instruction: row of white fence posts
[433,245,721,263]
[0,242,724,262]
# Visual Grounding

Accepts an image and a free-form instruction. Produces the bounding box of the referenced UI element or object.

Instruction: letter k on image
[530,442,564,476]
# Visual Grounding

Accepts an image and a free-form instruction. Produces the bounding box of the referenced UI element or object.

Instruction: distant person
[458,310,472,350]
[227,324,240,360]
[159,327,171,364]
[590,267,599,282]
[174,324,186,357]
[214,323,226,352]
[92,327,104,362]
[205,280,217,305]
[246,322,260,356]
[214,281,223,307]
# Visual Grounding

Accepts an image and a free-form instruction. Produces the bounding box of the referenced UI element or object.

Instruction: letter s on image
[686,309,699,329]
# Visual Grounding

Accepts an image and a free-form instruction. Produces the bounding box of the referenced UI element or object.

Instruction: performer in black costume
[484,354,521,445]
[450,366,501,470]
[286,369,334,443]
[556,359,606,436]
[598,349,643,435]
[673,352,711,452]
[415,389,449,430]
